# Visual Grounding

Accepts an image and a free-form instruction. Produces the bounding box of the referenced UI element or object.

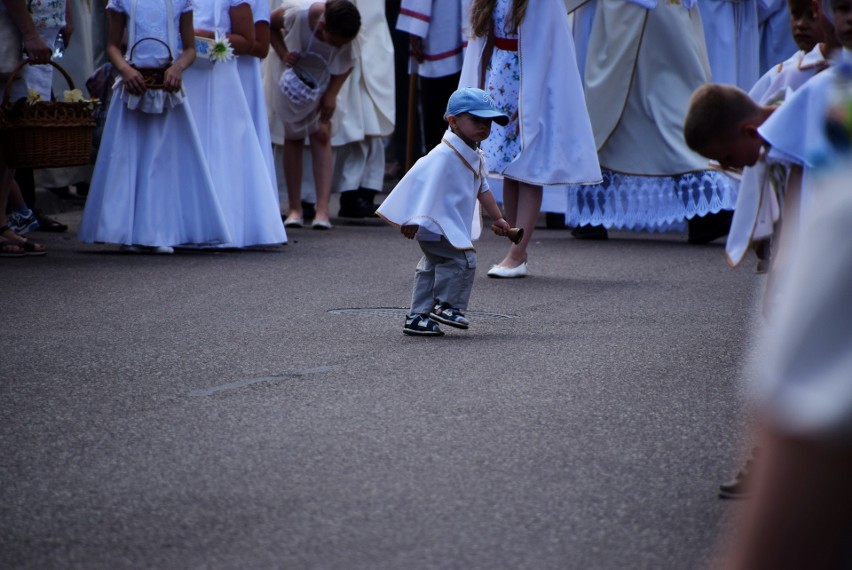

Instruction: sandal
[0,225,46,256]
[0,238,25,257]
[19,239,47,256]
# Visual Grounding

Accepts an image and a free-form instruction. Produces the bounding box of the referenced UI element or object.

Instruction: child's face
[789,1,823,50]
[700,129,764,170]
[834,0,852,48]
[448,113,493,144]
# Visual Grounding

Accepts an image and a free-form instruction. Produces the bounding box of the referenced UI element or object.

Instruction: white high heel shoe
[487,262,529,278]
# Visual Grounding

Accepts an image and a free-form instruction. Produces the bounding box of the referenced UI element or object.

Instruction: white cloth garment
[568,0,736,232]
[458,0,601,186]
[759,52,852,171]
[330,0,394,145]
[183,0,287,247]
[723,43,830,265]
[757,0,799,76]
[236,0,277,192]
[749,44,828,105]
[724,156,784,267]
[698,0,761,90]
[79,0,231,247]
[396,0,468,78]
[757,168,852,440]
[377,131,488,251]
[272,0,356,139]
[117,0,186,114]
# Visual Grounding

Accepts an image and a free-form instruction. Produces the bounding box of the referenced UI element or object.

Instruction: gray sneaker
[403,313,444,336]
[429,302,469,329]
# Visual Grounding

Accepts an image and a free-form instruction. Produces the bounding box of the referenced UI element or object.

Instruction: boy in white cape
[377,88,511,336]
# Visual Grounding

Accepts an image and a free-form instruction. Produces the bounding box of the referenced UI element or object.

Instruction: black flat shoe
[571,224,608,240]
[688,210,733,244]
[34,214,68,233]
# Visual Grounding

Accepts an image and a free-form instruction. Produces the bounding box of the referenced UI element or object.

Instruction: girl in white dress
[184,0,287,247]
[236,0,277,192]
[460,0,601,277]
[79,0,231,252]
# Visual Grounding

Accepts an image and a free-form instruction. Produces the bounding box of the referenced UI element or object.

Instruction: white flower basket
[278,52,330,109]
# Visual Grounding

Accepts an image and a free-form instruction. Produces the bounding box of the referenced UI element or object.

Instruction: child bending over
[270,0,360,230]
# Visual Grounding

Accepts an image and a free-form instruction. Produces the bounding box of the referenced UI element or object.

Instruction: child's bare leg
[283,138,304,219]
[497,180,542,268]
[309,121,333,223]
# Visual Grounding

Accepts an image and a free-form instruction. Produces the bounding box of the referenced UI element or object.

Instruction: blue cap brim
[470,110,510,127]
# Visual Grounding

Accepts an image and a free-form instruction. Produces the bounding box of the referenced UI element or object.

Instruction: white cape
[377,131,487,250]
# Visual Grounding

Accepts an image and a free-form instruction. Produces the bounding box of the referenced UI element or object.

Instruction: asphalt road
[1,200,761,569]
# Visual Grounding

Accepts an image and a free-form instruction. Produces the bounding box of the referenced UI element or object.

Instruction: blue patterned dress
[481,0,521,176]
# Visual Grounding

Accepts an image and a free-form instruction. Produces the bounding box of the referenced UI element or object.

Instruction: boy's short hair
[787,0,812,14]
[324,0,361,40]
[684,84,762,151]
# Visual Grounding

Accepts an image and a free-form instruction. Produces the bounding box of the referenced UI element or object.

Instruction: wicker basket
[0,60,96,169]
[129,37,173,90]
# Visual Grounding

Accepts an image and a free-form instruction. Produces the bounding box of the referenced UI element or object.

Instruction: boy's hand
[491,217,510,236]
[401,225,418,239]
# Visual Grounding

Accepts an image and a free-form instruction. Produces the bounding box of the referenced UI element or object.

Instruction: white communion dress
[183,0,287,247]
[79,0,232,248]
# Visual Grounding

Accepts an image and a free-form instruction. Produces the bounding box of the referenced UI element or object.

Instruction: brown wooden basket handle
[3,60,76,106]
[129,37,174,66]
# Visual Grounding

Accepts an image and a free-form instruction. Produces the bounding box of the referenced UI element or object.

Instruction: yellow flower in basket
[63,89,85,103]
[26,89,43,105]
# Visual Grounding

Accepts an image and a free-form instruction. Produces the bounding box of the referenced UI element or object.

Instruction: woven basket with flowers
[0,60,98,169]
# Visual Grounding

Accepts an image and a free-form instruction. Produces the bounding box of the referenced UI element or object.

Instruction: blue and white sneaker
[429,302,469,329]
[403,313,444,336]
[7,209,39,235]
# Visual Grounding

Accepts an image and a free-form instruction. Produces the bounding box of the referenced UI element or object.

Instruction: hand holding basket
[129,37,174,91]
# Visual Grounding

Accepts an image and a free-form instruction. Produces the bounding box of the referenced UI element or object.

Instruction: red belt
[494,37,518,51]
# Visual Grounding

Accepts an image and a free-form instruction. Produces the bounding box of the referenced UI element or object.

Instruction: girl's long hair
[469,0,528,38]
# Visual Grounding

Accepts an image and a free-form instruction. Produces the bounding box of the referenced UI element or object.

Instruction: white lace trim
[566,169,738,233]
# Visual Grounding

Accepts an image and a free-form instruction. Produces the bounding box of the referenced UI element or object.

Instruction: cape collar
[798,44,828,71]
[442,130,484,176]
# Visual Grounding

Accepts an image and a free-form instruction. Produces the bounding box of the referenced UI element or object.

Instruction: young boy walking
[377,87,511,336]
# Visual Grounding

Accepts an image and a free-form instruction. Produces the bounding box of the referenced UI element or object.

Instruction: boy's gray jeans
[410,237,477,315]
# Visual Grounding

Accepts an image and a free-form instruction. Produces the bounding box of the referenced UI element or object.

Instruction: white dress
[698,0,761,90]
[79,0,231,247]
[459,0,601,186]
[568,0,736,232]
[183,0,287,247]
[236,0,277,191]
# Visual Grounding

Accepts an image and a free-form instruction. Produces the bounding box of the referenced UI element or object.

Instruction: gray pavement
[1,198,761,569]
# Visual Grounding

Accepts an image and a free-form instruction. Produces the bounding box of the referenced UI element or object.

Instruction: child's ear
[447,115,458,129]
[742,123,760,138]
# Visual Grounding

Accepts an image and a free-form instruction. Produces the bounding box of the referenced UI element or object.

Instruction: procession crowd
[3,0,852,566]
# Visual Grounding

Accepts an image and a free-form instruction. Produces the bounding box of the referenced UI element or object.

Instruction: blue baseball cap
[444,87,510,126]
